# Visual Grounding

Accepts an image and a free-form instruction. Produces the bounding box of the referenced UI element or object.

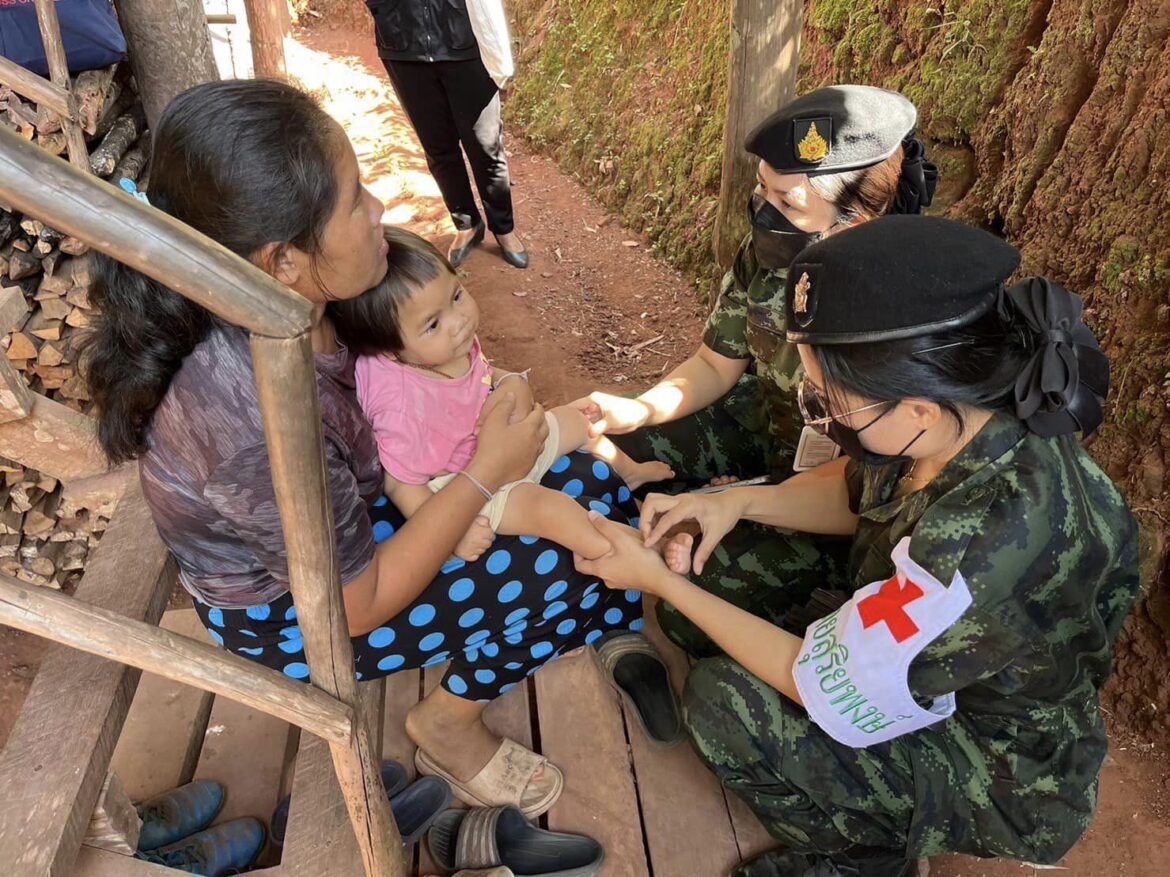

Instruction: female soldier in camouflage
[574,85,938,653]
[575,216,1138,877]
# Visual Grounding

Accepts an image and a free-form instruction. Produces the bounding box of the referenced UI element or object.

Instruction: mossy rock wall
[506,0,732,288]
[511,0,1170,747]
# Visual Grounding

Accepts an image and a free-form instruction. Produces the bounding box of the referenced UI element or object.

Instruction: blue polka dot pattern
[549,455,571,474]
[486,550,512,575]
[618,486,632,503]
[505,607,530,626]
[423,651,450,668]
[592,460,611,480]
[448,578,475,602]
[630,617,646,632]
[556,618,577,636]
[602,492,614,504]
[497,580,522,603]
[368,627,395,648]
[505,661,524,670]
[377,654,405,671]
[240,646,265,657]
[504,619,527,637]
[278,639,302,654]
[372,520,395,543]
[534,550,559,576]
[280,627,301,640]
[465,629,490,646]
[441,557,467,575]
[239,629,257,638]
[481,642,500,658]
[544,580,568,601]
[283,662,310,679]
[584,582,599,596]
[585,629,604,645]
[419,632,445,652]
[530,641,554,659]
[475,669,496,684]
[499,682,517,695]
[562,479,584,498]
[505,632,524,646]
[374,495,389,508]
[409,604,437,627]
[447,674,469,695]
[284,606,298,621]
[581,592,600,610]
[588,501,611,516]
[519,535,539,545]
[543,601,568,620]
[625,589,642,603]
[207,608,224,627]
[605,608,624,625]
[459,608,485,629]
[208,630,224,646]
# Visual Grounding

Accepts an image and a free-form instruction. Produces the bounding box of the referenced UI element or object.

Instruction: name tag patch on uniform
[792,537,973,747]
[794,426,842,472]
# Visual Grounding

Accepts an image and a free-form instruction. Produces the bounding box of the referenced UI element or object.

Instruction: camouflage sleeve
[905,492,1036,701]
[701,234,755,359]
[204,439,376,588]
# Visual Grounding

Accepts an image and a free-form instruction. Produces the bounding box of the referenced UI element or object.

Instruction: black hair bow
[893,135,938,215]
[1001,277,1110,438]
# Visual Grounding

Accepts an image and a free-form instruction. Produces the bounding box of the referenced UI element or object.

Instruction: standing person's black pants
[384,57,514,235]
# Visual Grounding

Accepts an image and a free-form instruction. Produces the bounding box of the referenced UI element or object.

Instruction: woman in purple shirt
[83,79,643,818]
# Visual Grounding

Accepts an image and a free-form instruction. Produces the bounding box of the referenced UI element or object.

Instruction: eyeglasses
[797,376,893,435]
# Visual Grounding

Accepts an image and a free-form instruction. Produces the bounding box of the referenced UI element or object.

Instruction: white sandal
[415,738,564,819]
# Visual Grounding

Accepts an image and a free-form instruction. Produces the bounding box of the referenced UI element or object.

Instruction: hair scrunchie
[999,277,1110,438]
[893,135,938,215]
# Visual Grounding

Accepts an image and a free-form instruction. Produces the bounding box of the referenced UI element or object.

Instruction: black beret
[746,85,918,176]
[784,216,1021,345]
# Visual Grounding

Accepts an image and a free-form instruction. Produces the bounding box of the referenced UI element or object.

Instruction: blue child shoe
[136,780,225,851]
[136,816,266,876]
[269,759,409,846]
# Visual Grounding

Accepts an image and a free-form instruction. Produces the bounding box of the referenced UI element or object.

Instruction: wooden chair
[0,114,406,877]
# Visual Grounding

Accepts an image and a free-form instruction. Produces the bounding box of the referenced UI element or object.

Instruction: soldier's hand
[569,392,653,438]
[641,490,744,575]
[574,512,671,595]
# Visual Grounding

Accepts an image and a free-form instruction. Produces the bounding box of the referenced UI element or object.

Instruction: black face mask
[748,193,824,271]
[827,404,925,467]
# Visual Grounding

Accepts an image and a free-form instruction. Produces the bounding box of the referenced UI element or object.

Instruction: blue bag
[0,0,126,77]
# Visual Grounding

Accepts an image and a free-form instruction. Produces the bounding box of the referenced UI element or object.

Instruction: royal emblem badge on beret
[793,271,816,327]
[795,118,831,164]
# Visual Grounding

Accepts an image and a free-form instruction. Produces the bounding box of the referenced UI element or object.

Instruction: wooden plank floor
[93,604,774,877]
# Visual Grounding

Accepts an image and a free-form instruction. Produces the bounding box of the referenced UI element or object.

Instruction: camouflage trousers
[684,657,919,854]
[611,375,852,656]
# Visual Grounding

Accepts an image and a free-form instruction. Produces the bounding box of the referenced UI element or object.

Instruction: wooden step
[0,480,174,877]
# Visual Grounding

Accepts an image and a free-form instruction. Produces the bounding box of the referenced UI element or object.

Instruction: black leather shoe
[447,222,485,268]
[495,233,529,269]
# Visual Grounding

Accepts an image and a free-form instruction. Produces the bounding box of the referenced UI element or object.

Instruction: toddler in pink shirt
[330,228,672,562]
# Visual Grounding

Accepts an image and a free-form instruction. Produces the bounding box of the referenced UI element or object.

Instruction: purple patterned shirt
[140,323,383,608]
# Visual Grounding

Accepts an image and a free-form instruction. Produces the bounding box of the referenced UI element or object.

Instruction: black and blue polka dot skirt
[193,451,644,702]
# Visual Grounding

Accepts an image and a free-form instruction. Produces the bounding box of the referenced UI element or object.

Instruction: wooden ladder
[0,63,407,877]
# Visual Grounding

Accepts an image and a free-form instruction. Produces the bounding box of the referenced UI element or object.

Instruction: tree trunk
[244,0,290,80]
[113,0,217,130]
[712,0,803,270]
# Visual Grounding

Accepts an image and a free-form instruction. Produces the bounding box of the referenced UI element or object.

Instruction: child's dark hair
[84,79,343,464]
[328,227,456,356]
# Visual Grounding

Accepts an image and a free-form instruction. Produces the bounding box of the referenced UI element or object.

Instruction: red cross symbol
[857,575,925,643]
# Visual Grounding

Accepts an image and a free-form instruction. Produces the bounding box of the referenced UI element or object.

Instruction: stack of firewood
[0,61,146,590]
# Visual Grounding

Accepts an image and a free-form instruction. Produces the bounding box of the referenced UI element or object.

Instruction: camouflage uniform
[683,413,1140,863]
[614,235,851,655]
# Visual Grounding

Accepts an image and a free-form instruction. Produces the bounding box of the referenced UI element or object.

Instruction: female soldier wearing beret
[575,216,1138,877]
[573,85,939,655]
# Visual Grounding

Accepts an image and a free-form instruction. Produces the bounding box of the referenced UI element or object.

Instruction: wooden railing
[0,119,405,876]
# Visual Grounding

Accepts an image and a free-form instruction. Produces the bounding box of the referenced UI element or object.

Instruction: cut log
[20,219,44,238]
[32,239,53,258]
[39,297,72,321]
[25,310,64,341]
[35,131,68,156]
[41,248,63,277]
[69,255,93,288]
[37,272,71,297]
[74,66,121,136]
[37,341,65,368]
[90,108,146,177]
[66,286,91,309]
[66,307,92,328]
[61,539,89,571]
[0,355,34,423]
[60,236,90,256]
[111,131,151,184]
[0,532,20,556]
[60,374,92,401]
[7,249,40,280]
[5,332,39,361]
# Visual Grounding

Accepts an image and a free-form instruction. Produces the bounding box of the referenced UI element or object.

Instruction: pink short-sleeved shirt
[355,339,493,485]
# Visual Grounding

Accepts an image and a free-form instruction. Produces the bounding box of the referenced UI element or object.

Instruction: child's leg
[550,406,674,490]
[496,482,612,560]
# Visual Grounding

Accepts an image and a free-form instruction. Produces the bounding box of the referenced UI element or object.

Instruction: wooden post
[712,0,804,270]
[112,0,217,130]
[244,0,289,79]
[251,333,405,877]
[32,0,90,172]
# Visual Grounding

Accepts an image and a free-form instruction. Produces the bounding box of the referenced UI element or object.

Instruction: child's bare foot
[616,458,674,491]
[663,532,694,575]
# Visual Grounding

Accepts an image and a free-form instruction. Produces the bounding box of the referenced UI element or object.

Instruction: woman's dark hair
[807,147,904,223]
[85,80,343,464]
[814,301,1032,436]
[328,227,455,357]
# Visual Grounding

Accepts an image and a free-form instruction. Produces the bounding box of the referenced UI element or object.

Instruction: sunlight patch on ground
[286,36,450,237]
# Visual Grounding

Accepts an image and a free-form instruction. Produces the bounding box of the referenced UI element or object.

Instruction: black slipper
[428,806,604,876]
[592,631,684,747]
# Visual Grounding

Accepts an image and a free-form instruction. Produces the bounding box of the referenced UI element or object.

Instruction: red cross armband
[792,537,973,748]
